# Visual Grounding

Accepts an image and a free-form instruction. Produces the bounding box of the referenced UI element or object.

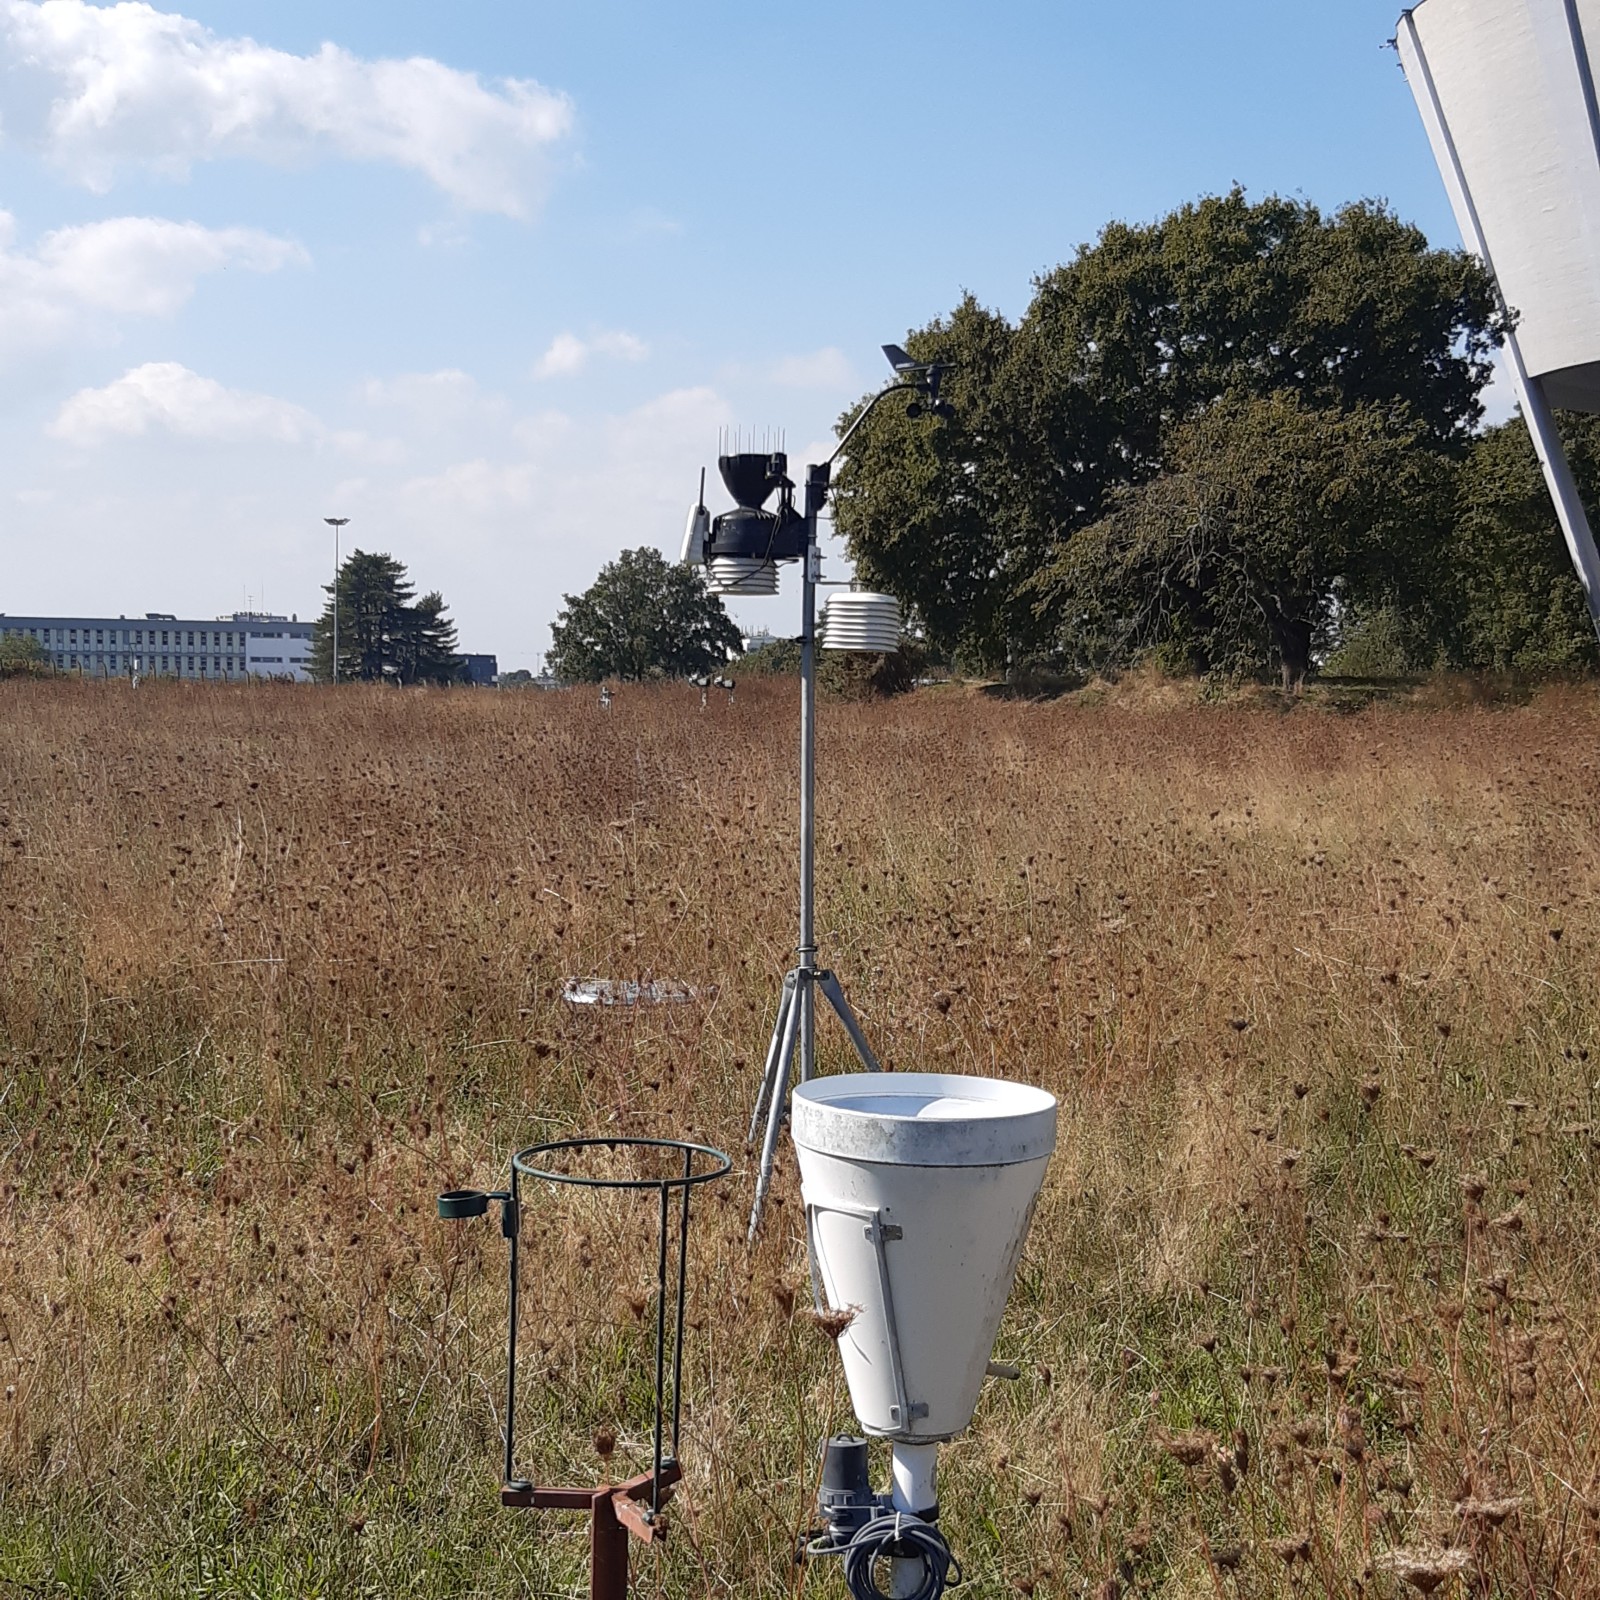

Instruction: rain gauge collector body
[792,1074,1056,1599]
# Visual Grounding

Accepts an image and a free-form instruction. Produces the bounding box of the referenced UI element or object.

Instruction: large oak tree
[831,189,1505,674]
[1028,392,1454,690]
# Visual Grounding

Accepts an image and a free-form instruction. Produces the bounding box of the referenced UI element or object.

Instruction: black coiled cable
[842,1512,962,1600]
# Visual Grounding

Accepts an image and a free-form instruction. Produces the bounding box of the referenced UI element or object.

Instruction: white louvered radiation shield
[818,591,901,653]
[705,556,780,595]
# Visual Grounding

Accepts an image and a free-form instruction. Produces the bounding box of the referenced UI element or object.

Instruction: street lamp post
[324,517,349,683]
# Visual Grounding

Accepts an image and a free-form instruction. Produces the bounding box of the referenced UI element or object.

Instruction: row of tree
[307,546,744,688]
[830,188,1599,687]
[312,189,1600,693]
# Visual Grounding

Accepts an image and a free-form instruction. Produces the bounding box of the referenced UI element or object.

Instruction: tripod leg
[748,980,802,1244]
[817,970,882,1073]
[747,972,797,1145]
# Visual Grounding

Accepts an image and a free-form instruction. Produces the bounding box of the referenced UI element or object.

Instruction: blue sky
[0,1,1497,669]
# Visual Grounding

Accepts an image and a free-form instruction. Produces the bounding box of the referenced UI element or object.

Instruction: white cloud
[533,332,587,378]
[50,361,319,445]
[328,429,404,466]
[399,457,538,517]
[606,384,721,437]
[361,367,487,415]
[592,329,648,362]
[0,0,574,215]
[0,211,304,346]
[534,327,649,378]
[771,346,854,389]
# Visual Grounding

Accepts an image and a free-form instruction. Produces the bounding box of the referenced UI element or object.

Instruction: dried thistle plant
[800,1304,860,1340]
[3,679,1599,1594]
[1380,1546,1471,1594]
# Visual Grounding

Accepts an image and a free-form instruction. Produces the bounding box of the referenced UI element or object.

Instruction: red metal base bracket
[501,1463,682,1600]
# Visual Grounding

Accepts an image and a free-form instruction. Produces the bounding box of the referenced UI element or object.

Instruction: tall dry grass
[1,676,1598,1598]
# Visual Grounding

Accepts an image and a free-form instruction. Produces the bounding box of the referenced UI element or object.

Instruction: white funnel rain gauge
[792,1072,1057,1599]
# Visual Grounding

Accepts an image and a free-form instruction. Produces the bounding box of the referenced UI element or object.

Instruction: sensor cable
[841,1511,962,1600]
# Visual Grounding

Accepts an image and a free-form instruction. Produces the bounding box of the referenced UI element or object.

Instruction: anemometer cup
[438,1188,491,1220]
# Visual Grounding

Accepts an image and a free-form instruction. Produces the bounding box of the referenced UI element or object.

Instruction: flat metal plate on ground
[561,977,706,1007]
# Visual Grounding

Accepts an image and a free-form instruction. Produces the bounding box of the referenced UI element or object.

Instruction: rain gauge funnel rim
[792,1071,1057,1168]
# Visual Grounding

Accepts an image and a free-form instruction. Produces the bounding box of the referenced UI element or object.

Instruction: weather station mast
[679,344,955,1241]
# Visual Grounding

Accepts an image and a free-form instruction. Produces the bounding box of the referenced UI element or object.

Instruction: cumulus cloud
[50,361,319,445]
[534,328,649,378]
[0,0,574,215]
[770,346,855,389]
[0,211,304,346]
[398,457,538,516]
[360,367,490,416]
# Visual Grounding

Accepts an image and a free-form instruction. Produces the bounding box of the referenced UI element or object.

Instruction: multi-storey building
[0,612,315,681]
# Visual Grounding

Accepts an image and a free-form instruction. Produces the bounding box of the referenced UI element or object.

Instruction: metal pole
[1508,368,1600,647]
[671,1144,691,1460]
[748,972,797,1143]
[590,1490,629,1600]
[798,470,822,1083]
[749,975,801,1241]
[652,1179,669,1514]
[325,517,349,683]
[744,457,886,1243]
[1399,11,1600,651]
[503,1171,521,1489]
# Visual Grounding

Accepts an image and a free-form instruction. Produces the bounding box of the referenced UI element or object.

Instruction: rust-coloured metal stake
[591,1488,627,1600]
[503,1462,680,1600]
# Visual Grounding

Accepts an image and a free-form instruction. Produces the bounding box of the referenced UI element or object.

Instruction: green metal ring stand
[439,1136,731,1600]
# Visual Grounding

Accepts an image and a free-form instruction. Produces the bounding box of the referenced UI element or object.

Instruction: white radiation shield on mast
[1397,0,1600,641]
[819,591,902,652]
[706,555,781,594]
[792,1073,1057,1442]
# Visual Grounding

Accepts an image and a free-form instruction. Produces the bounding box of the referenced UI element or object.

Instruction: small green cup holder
[438,1188,491,1220]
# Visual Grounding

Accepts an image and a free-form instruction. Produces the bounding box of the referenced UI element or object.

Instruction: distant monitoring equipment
[681,450,807,596]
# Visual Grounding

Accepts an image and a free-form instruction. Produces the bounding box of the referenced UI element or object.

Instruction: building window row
[3,626,253,648]
[47,654,249,674]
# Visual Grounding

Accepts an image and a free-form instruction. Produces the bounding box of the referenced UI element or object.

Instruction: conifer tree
[310,550,464,684]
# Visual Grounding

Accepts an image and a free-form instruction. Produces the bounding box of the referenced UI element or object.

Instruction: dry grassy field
[2,676,1598,1599]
